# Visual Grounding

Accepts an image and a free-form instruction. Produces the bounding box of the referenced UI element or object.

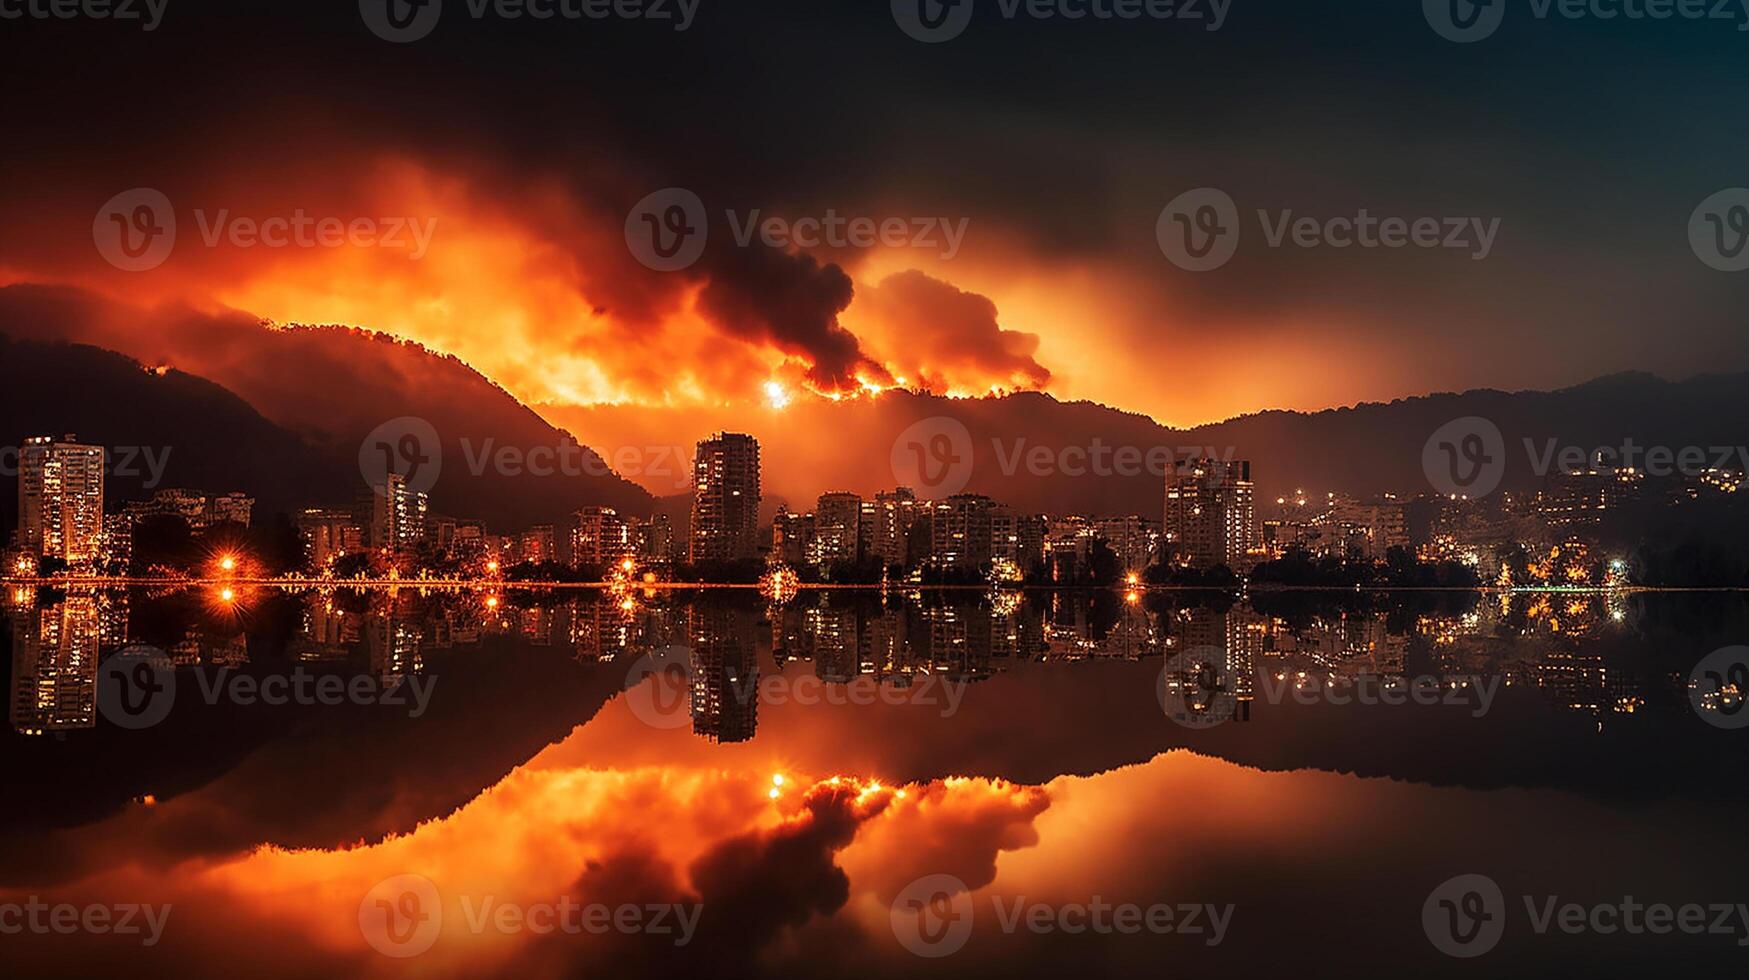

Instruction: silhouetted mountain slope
[554,374,1749,517]
[0,285,653,529]
[0,336,344,525]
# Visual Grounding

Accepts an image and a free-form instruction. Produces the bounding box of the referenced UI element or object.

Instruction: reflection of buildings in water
[1042,594,1156,661]
[368,615,424,681]
[992,599,1045,661]
[9,595,100,735]
[1259,612,1407,678]
[1043,594,1096,660]
[688,605,758,743]
[96,591,129,646]
[771,596,1052,683]
[1533,648,1608,717]
[916,604,995,683]
[1518,593,1611,639]
[1165,606,1257,706]
[201,633,249,667]
[860,605,912,679]
[517,605,553,647]
[804,603,862,682]
[1529,647,1646,719]
[292,599,352,662]
[569,595,682,663]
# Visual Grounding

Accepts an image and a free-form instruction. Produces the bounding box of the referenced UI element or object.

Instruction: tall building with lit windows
[18,435,106,564]
[863,487,923,569]
[929,493,996,571]
[573,506,634,568]
[369,473,428,554]
[689,433,761,563]
[1163,458,1255,569]
[810,492,863,566]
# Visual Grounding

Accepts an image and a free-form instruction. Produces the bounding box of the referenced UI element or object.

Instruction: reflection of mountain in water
[1,586,1743,872]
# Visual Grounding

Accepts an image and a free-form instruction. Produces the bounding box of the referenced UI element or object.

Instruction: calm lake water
[3,586,1747,976]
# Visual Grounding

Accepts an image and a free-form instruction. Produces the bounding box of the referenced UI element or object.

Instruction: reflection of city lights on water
[760,566,800,604]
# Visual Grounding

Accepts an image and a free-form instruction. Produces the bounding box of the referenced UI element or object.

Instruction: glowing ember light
[1125,572,1140,586]
[760,566,801,604]
[771,773,785,786]
[486,560,500,573]
[218,555,238,572]
[485,596,500,609]
[619,596,636,612]
[763,381,791,410]
[219,587,235,602]
[767,787,781,800]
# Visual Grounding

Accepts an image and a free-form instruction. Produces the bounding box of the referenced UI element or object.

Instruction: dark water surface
[3,586,1746,976]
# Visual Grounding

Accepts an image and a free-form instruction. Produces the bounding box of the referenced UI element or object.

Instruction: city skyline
[6,4,1749,977]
